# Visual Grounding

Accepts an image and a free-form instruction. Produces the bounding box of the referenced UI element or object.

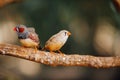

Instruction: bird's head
[59,30,71,37]
[13,25,28,39]
[13,25,27,33]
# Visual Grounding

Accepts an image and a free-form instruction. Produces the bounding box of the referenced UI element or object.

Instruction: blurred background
[0,0,120,80]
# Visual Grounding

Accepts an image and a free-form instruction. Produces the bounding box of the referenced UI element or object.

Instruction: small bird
[44,30,71,53]
[13,25,40,50]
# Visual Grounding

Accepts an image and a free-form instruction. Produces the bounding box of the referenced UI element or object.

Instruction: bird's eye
[14,27,19,32]
[19,28,24,32]
[65,32,67,36]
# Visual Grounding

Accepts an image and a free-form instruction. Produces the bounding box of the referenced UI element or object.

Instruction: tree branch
[0,43,120,68]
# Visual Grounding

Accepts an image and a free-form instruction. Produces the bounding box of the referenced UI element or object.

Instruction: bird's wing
[45,34,58,46]
[47,32,62,42]
[28,31,40,44]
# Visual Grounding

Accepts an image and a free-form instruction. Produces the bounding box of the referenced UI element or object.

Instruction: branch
[0,43,120,68]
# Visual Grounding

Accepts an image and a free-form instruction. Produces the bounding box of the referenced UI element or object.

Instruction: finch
[44,30,71,53]
[13,24,41,50]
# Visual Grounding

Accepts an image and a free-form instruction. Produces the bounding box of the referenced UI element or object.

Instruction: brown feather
[28,32,40,44]
[28,27,40,43]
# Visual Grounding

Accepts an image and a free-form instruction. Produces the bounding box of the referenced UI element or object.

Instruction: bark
[0,43,120,68]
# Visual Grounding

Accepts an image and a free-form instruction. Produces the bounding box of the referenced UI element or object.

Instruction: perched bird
[44,30,71,53]
[13,25,40,50]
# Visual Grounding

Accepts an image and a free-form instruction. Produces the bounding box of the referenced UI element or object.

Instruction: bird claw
[34,46,38,53]
[50,51,56,54]
[57,50,65,56]
[57,50,62,54]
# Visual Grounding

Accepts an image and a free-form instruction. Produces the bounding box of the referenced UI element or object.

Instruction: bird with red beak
[13,25,40,50]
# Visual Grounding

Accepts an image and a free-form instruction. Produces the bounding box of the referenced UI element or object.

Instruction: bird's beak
[67,32,71,36]
[13,27,16,31]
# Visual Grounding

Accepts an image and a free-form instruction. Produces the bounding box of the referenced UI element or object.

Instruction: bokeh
[0,0,120,80]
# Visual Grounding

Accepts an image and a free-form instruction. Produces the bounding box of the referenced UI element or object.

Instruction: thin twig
[0,43,120,68]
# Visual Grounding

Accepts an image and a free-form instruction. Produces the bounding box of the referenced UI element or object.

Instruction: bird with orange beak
[13,25,40,50]
[44,30,71,54]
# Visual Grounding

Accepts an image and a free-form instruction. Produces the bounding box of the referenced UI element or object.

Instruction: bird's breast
[19,38,38,47]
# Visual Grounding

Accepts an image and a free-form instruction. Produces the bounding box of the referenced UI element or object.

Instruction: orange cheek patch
[19,28,24,32]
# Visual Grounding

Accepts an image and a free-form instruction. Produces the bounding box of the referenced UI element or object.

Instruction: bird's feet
[50,51,56,54]
[34,46,38,53]
[57,50,64,56]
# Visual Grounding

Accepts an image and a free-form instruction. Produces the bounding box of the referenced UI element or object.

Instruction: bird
[13,24,41,51]
[44,30,71,54]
